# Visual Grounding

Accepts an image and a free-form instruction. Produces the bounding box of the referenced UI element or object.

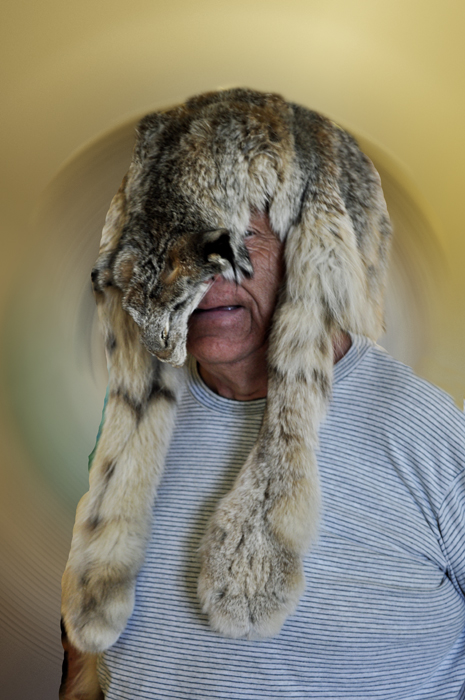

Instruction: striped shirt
[98,335,465,699]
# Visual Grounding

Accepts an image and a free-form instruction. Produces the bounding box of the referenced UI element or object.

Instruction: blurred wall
[1,2,464,697]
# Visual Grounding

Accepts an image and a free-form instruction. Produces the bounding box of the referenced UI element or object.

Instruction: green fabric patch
[88,384,109,471]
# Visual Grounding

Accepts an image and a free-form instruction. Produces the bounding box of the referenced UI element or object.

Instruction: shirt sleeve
[438,469,465,597]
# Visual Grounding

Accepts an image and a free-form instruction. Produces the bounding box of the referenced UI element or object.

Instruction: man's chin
[186,332,261,368]
[187,307,262,365]
[188,306,249,339]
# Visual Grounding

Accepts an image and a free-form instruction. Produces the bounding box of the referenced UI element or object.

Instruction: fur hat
[61,88,391,663]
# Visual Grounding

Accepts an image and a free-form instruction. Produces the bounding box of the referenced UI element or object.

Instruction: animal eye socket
[244,229,256,239]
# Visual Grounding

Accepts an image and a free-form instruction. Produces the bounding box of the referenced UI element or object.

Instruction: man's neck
[198,331,352,401]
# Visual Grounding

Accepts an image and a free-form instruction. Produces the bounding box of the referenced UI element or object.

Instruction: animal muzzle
[139,313,187,366]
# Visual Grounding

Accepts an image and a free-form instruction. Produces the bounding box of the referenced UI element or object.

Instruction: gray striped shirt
[98,335,465,699]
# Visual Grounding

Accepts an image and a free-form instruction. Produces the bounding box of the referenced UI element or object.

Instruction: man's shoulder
[355,339,465,440]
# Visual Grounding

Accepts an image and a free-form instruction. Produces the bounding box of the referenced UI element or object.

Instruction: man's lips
[193,305,243,314]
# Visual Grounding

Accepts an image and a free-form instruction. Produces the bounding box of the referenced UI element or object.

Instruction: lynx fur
[61,88,391,692]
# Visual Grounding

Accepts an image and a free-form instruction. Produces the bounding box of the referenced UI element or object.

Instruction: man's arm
[59,620,103,700]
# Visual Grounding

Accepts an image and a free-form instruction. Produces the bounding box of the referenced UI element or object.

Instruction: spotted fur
[61,88,391,686]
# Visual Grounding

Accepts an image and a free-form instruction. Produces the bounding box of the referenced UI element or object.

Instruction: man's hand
[59,620,103,700]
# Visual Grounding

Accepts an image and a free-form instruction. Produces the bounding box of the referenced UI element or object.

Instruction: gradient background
[1,1,464,697]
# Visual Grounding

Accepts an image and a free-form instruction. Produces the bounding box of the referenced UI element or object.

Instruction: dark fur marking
[80,571,90,588]
[278,424,296,448]
[106,332,117,355]
[148,381,176,404]
[204,232,236,270]
[86,514,101,532]
[82,594,98,615]
[321,298,336,327]
[317,333,329,356]
[248,606,257,625]
[92,265,114,294]
[268,364,286,383]
[80,567,133,606]
[267,126,280,143]
[239,264,253,280]
[90,268,101,292]
[329,225,343,241]
[172,298,188,313]
[270,364,308,386]
[103,460,116,482]
[263,480,271,502]
[293,178,311,227]
[111,382,175,426]
[311,368,331,399]
[234,534,245,553]
[111,389,144,422]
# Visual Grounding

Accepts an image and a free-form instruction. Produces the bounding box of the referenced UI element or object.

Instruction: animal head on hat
[62,88,392,669]
[91,88,391,366]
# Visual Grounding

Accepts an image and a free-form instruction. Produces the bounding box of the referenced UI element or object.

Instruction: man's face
[186,211,284,368]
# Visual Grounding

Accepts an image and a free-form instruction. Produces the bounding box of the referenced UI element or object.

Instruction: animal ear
[92,110,168,291]
[90,171,130,297]
[282,107,392,341]
[133,112,167,164]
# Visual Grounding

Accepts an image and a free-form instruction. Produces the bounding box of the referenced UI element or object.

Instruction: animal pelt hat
[62,87,391,661]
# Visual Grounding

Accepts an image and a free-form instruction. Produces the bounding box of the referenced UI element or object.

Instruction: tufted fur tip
[63,616,126,655]
[61,565,137,653]
[198,568,306,640]
[197,472,311,640]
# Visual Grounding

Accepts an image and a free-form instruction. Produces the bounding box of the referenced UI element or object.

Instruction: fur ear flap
[61,170,185,653]
[133,112,167,164]
[280,107,391,342]
[282,178,368,348]
[197,105,392,639]
[61,282,183,653]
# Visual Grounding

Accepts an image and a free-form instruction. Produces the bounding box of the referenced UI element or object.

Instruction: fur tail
[61,287,183,653]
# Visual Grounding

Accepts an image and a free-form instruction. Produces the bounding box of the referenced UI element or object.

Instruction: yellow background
[1,2,464,697]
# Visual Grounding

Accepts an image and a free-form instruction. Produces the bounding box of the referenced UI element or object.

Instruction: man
[61,89,465,699]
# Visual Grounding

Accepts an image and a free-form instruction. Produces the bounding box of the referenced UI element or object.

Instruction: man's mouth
[193,305,242,314]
